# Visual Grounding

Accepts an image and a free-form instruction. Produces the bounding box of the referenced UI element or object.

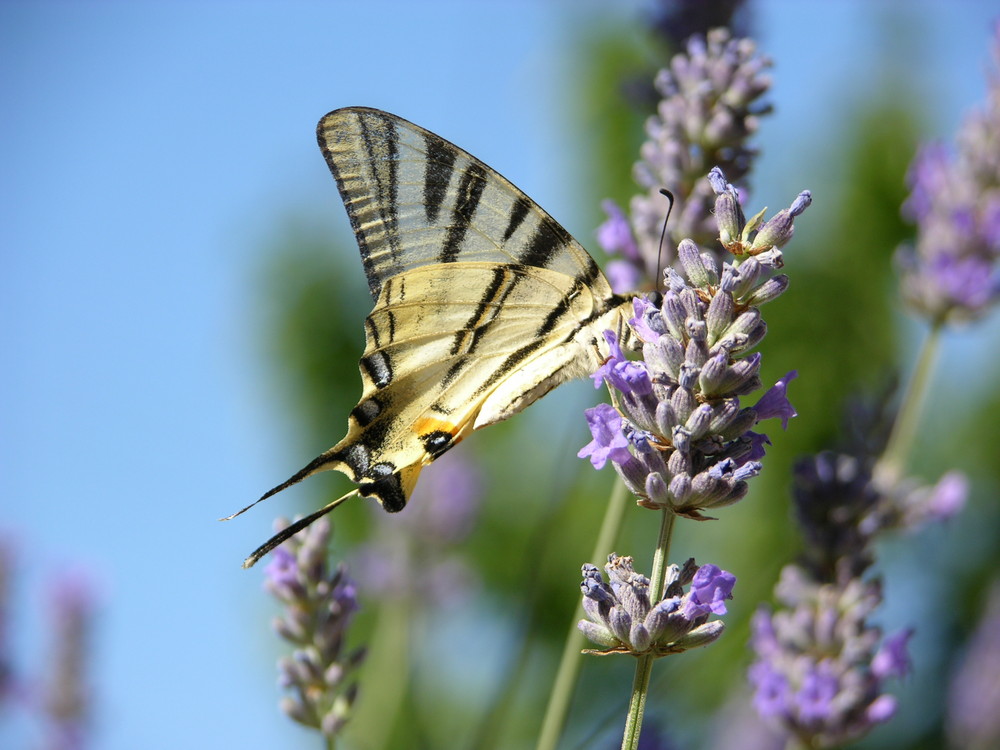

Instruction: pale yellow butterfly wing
[235,107,631,566]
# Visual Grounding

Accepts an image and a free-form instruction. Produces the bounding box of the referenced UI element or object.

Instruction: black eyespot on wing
[420,430,453,459]
[360,468,407,513]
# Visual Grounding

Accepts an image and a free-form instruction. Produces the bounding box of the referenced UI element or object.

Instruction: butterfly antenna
[241,488,360,569]
[219,453,341,522]
[655,188,675,292]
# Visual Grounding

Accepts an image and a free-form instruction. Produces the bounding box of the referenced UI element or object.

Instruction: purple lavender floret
[752,371,798,430]
[591,330,653,396]
[578,554,734,656]
[682,564,736,618]
[579,404,633,470]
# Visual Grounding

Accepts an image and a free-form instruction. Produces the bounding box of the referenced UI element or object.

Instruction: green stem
[535,479,630,750]
[348,593,410,750]
[620,509,676,750]
[875,321,942,487]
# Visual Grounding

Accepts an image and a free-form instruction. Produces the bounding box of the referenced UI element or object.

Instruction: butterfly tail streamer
[242,488,360,569]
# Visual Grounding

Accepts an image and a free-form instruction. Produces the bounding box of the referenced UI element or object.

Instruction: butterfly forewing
[244,107,631,547]
[317,107,611,298]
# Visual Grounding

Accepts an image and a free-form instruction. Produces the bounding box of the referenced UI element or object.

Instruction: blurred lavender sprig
[578,554,734,656]
[748,567,911,748]
[793,451,966,584]
[895,24,1000,323]
[0,541,11,707]
[748,404,967,746]
[647,0,750,50]
[598,28,773,291]
[0,542,99,750]
[42,571,95,750]
[947,582,1000,750]
[264,517,364,745]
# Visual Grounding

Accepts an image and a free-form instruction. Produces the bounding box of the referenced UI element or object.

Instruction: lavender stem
[536,479,630,750]
[620,508,677,750]
[875,322,942,488]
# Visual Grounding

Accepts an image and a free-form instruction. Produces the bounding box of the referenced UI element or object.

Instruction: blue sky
[2,2,997,749]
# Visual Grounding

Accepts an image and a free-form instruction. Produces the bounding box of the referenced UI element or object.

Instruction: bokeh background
[3,2,999,749]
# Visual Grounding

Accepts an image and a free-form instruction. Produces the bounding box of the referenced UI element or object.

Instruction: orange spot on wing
[414,417,460,438]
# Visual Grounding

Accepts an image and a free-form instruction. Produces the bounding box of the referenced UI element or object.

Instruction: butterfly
[230,107,634,567]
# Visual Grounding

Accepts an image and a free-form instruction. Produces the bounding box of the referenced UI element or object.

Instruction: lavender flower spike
[265,516,364,742]
[580,169,808,520]
[578,555,734,656]
[748,566,909,747]
[598,28,772,286]
[896,25,1000,323]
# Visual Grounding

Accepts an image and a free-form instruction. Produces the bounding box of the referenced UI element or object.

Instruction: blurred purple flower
[265,517,363,742]
[872,629,913,680]
[748,567,906,746]
[0,541,11,706]
[597,200,640,260]
[923,470,968,522]
[352,446,483,607]
[896,26,1000,322]
[947,583,1000,749]
[43,570,96,750]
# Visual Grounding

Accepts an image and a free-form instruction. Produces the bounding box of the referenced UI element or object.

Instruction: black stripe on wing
[518,213,576,270]
[423,133,458,224]
[440,163,488,264]
[503,196,531,243]
[483,265,622,392]
[355,112,401,295]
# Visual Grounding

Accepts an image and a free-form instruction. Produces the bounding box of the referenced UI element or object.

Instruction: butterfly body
[235,107,632,566]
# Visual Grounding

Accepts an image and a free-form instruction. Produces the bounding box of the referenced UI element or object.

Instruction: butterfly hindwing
[286,259,627,512]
